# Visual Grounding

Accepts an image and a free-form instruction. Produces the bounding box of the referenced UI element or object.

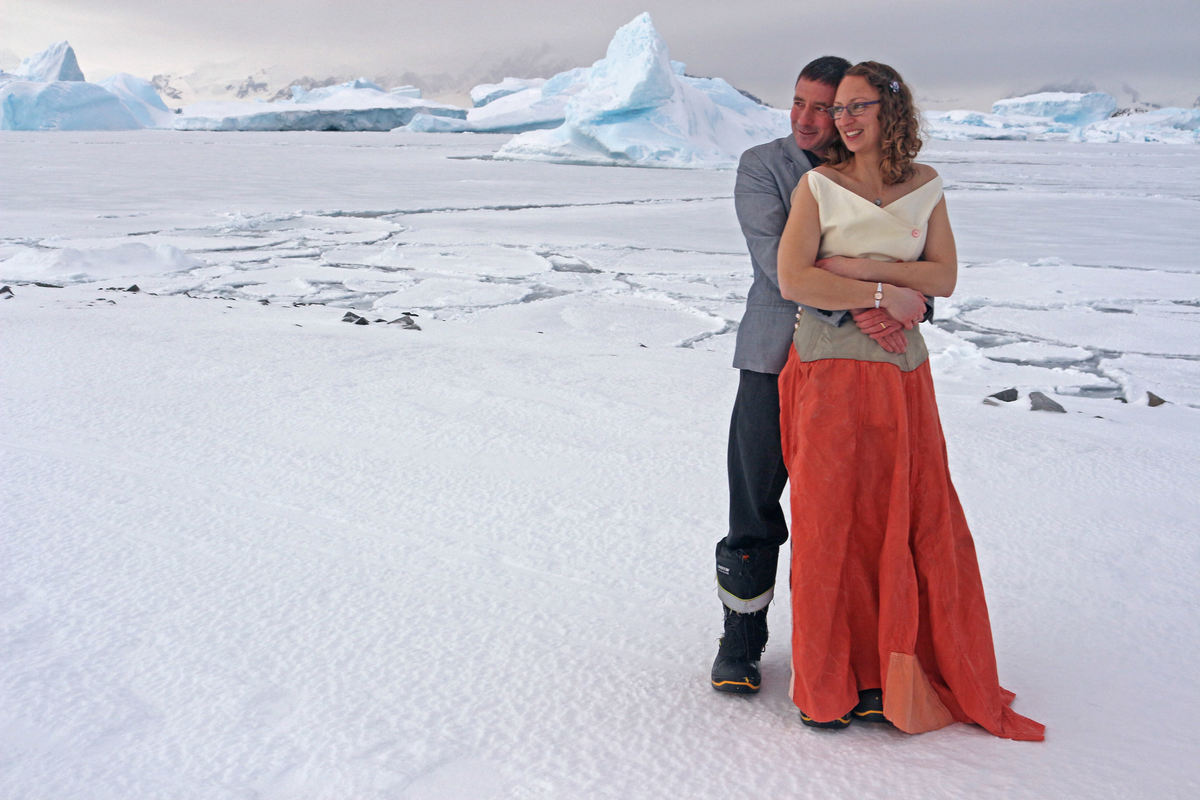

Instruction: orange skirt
[779,347,1044,741]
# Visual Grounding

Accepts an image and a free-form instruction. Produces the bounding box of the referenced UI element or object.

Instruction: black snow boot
[852,688,888,723]
[710,605,769,693]
[711,540,776,693]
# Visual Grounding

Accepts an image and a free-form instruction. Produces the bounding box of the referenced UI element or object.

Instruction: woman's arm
[813,197,958,297]
[778,174,927,325]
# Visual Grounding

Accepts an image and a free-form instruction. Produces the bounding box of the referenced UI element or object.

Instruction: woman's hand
[880,284,926,329]
[850,308,908,354]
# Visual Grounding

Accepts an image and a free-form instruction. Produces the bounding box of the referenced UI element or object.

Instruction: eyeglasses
[826,100,881,120]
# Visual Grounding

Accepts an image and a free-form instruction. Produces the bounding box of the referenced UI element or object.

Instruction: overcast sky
[4,0,1197,109]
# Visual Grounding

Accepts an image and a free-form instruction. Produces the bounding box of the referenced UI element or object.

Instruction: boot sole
[853,708,889,723]
[711,678,760,693]
[800,711,852,729]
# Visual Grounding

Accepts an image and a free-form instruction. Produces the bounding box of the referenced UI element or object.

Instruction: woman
[776,62,1044,741]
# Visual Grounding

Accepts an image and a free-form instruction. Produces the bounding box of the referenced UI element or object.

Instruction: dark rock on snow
[1029,391,1066,413]
[388,313,421,330]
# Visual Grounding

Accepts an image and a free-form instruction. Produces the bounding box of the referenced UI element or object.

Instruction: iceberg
[174,78,465,131]
[991,92,1117,126]
[404,15,788,161]
[1081,107,1200,144]
[0,41,151,130]
[15,40,86,82]
[923,92,1198,143]
[289,78,385,103]
[921,109,1068,141]
[99,72,175,128]
[471,77,546,108]
[403,113,477,133]
[492,13,788,168]
[0,79,140,130]
[403,68,593,134]
[466,85,573,132]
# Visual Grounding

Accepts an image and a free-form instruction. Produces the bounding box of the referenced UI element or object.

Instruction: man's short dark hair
[797,56,851,88]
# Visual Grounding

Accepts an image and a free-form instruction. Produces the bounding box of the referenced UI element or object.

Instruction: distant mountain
[146,46,576,108]
[1112,102,1162,117]
[148,65,317,106]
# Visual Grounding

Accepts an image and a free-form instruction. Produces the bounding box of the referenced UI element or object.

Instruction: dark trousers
[724,369,790,552]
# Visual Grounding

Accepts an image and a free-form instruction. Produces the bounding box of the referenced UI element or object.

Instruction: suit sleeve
[734,148,790,291]
[735,148,840,327]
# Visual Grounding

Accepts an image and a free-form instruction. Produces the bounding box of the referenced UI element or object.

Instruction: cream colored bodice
[789,169,945,372]
[802,169,944,263]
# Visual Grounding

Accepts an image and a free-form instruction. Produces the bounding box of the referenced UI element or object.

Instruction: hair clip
[889,80,900,93]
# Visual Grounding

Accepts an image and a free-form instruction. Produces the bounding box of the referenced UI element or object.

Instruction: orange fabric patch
[884,652,955,733]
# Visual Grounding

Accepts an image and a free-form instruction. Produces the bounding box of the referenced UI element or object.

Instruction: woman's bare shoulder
[808,165,845,186]
[912,162,939,181]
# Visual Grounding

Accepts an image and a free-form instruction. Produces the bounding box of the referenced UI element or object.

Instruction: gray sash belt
[792,310,929,373]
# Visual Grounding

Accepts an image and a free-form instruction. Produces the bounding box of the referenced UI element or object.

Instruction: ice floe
[1,242,202,283]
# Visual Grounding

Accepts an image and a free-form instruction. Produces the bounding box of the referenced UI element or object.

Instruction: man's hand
[850,308,908,354]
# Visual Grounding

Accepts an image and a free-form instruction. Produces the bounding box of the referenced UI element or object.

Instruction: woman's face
[833,75,882,154]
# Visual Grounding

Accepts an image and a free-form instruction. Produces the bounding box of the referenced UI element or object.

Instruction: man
[712,56,914,693]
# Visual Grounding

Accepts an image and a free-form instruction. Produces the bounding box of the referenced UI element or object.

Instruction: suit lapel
[780,136,814,212]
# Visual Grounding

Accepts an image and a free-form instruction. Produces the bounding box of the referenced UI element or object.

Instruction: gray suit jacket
[731,135,847,374]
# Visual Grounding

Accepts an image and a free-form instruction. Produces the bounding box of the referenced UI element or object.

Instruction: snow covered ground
[2,131,1198,799]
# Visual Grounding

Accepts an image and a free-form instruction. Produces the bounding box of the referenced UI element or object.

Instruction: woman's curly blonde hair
[824,61,922,185]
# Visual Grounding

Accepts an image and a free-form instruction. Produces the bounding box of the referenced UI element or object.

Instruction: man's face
[790,78,838,154]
